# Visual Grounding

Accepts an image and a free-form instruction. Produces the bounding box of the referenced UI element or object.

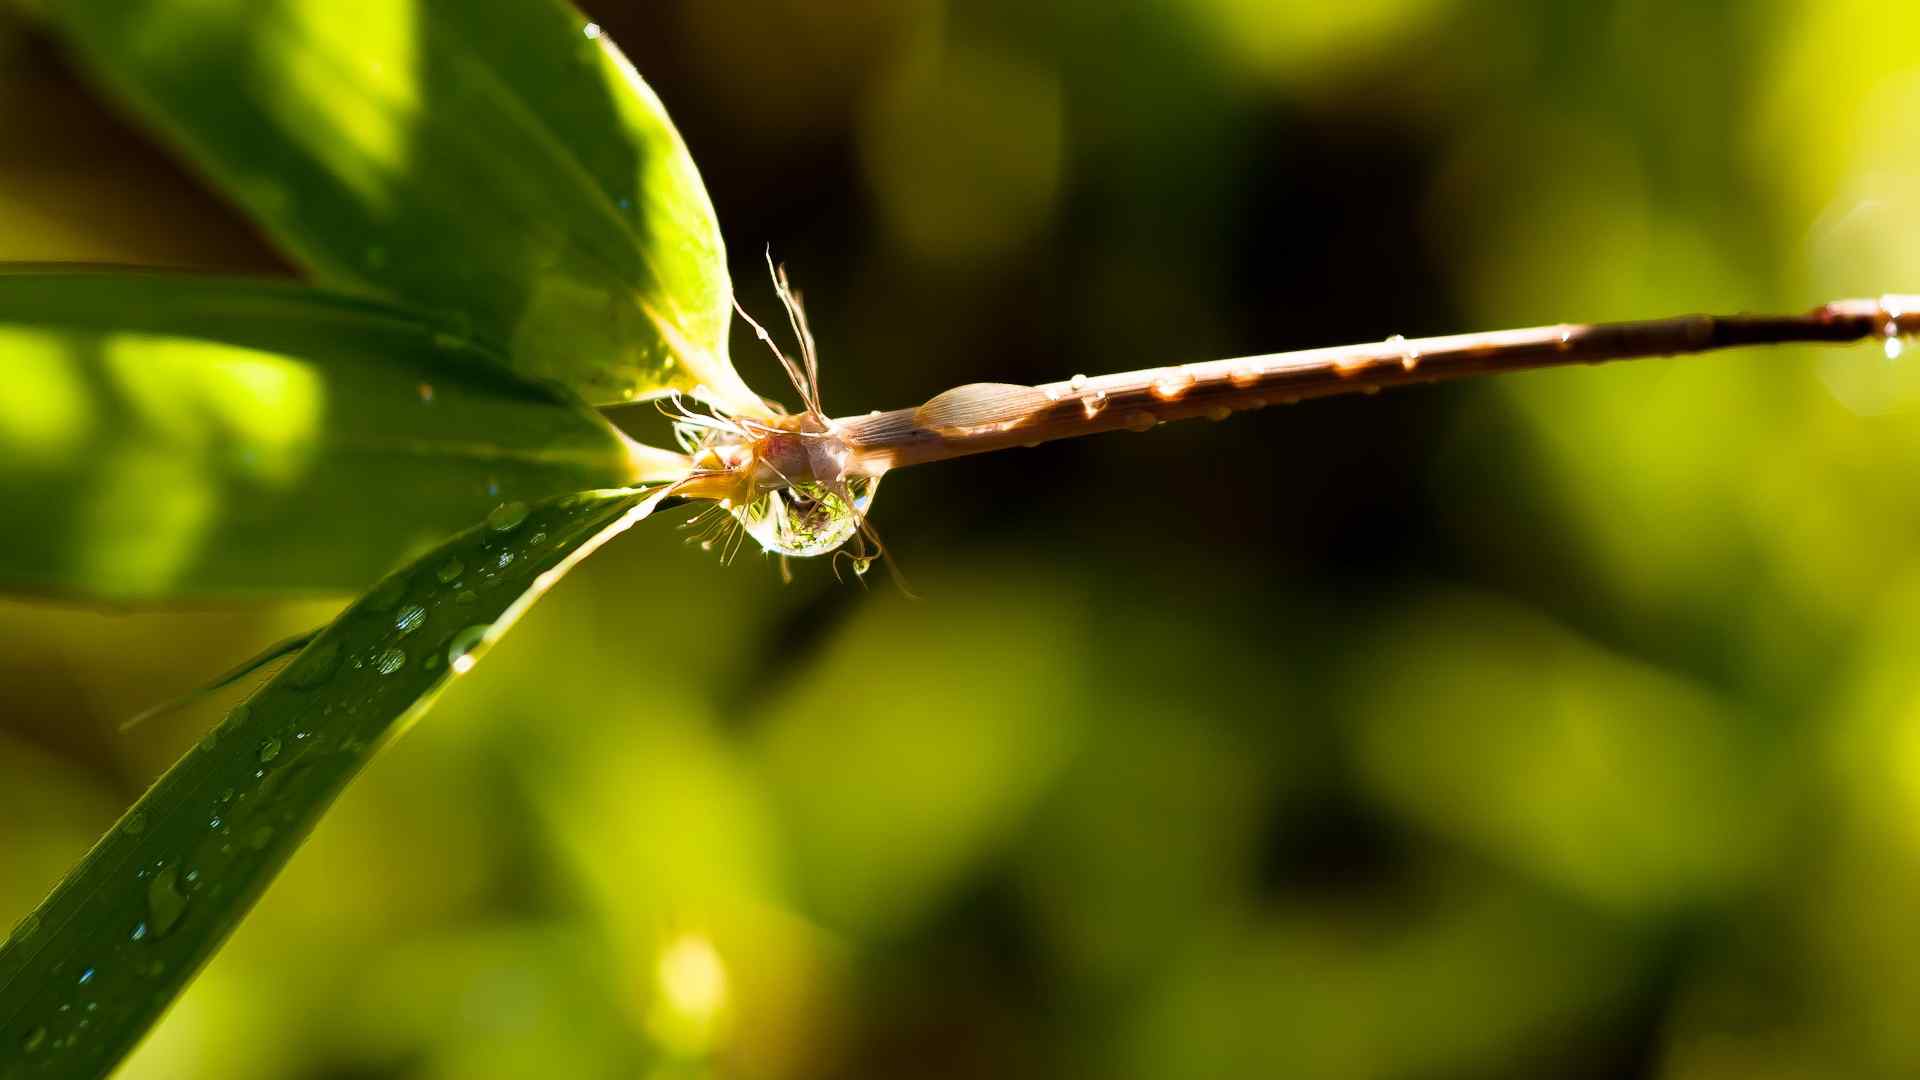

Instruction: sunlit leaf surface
[0,489,653,1078]
[47,0,759,412]
[0,273,659,602]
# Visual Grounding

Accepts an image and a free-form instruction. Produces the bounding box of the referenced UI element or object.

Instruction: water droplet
[1151,369,1195,400]
[487,501,530,532]
[1081,390,1108,419]
[495,550,515,570]
[1068,373,1088,390]
[247,825,274,851]
[436,559,464,583]
[395,604,427,636]
[1125,411,1157,432]
[374,647,407,675]
[258,737,282,765]
[528,531,547,547]
[1886,336,1905,361]
[123,811,147,836]
[77,967,94,986]
[455,590,478,604]
[852,556,874,577]
[583,21,602,38]
[733,477,880,558]
[22,1025,46,1053]
[129,921,147,942]
[10,912,42,943]
[286,639,340,689]
[146,867,189,938]
[223,704,250,734]
[448,625,490,675]
[1386,333,1422,371]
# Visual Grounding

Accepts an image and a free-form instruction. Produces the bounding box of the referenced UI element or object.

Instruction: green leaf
[0,488,657,1078]
[0,272,670,602]
[47,0,761,413]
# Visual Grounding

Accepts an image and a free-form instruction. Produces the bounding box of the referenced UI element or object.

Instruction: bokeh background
[5,0,1920,1076]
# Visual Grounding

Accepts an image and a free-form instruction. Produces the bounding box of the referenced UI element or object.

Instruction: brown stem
[834,295,1920,476]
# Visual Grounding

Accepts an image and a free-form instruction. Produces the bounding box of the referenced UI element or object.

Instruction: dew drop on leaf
[395,604,427,636]
[486,501,530,532]
[145,867,189,938]
[258,737,282,765]
[446,625,490,675]
[374,648,408,675]
[435,559,464,584]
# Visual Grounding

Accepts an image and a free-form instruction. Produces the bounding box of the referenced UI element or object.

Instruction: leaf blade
[0,488,657,1078]
[0,272,667,602]
[47,0,759,412]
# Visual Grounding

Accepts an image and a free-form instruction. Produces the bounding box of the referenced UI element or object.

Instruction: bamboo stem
[835,295,1920,475]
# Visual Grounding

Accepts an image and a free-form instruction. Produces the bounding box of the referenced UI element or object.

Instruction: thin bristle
[733,294,812,417]
[762,249,823,416]
[770,257,821,413]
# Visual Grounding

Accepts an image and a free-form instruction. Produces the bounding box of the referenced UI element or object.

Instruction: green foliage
[0,272,646,601]
[47,0,758,412]
[0,489,649,1076]
[0,0,751,1073]
[5,0,1918,1077]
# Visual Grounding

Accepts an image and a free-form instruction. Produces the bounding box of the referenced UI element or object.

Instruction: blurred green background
[5,0,1920,1076]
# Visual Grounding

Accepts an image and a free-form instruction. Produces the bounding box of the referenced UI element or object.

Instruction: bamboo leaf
[0,272,673,602]
[47,0,760,412]
[0,488,658,1078]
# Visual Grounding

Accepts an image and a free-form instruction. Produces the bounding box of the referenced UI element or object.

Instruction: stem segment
[837,295,1920,475]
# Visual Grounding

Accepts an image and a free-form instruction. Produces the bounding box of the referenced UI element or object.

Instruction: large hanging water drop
[731,477,879,558]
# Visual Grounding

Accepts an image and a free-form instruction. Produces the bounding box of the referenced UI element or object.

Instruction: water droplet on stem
[732,478,879,558]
